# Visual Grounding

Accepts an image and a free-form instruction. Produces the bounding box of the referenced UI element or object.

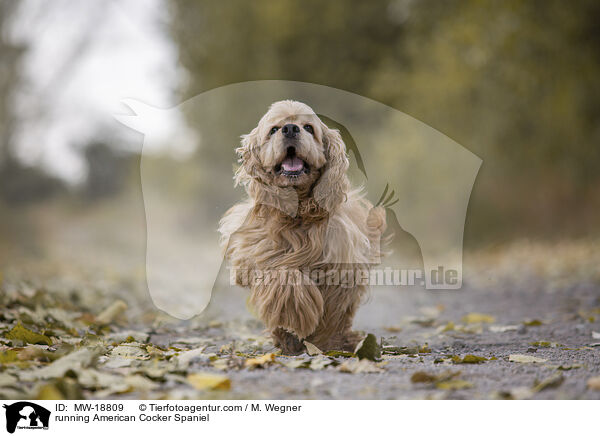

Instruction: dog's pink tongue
[281,156,304,171]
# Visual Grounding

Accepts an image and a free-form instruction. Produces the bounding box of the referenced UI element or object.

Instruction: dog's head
[235,100,349,212]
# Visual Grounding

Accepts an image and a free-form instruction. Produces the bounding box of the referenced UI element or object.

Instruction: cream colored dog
[219,100,386,354]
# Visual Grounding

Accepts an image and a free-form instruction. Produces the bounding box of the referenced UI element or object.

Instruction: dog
[219,100,386,354]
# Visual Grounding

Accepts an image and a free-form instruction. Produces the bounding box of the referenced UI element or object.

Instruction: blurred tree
[0,2,66,205]
[169,0,404,98]
[369,0,600,238]
[169,0,600,241]
[83,143,135,200]
[0,1,24,166]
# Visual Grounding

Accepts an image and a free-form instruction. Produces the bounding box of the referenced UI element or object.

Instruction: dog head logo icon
[3,402,51,433]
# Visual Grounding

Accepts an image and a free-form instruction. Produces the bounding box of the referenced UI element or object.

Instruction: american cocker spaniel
[219,100,386,354]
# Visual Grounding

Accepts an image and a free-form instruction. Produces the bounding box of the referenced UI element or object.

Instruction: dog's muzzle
[275,145,310,177]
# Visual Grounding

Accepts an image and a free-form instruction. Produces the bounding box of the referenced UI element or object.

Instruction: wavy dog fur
[219,100,386,354]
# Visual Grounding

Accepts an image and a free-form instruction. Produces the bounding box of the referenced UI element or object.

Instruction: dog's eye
[303,124,314,134]
[269,126,279,135]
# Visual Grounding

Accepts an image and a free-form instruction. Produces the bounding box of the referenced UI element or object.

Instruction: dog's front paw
[342,331,365,352]
[271,327,305,355]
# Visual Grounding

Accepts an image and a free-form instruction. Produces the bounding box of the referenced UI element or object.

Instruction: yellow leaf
[419,344,432,354]
[451,354,487,364]
[411,370,461,384]
[523,319,543,326]
[187,373,231,391]
[5,322,52,345]
[435,321,456,333]
[0,350,19,364]
[411,371,437,383]
[244,353,276,369]
[436,380,474,390]
[461,313,496,324]
[36,384,65,400]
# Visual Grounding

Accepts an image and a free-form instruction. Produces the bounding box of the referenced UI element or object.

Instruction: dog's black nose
[281,123,300,139]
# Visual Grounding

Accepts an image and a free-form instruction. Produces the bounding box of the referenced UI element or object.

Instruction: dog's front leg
[271,327,305,355]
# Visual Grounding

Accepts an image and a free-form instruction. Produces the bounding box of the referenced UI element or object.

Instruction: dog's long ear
[314,125,350,212]
[234,126,261,186]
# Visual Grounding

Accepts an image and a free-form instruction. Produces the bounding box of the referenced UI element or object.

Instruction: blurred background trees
[1,0,600,253]
[0,1,64,204]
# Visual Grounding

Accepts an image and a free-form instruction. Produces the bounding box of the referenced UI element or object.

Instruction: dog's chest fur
[245,200,329,270]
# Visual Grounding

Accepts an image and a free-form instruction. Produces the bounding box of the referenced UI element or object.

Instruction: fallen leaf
[171,337,208,345]
[304,341,323,356]
[109,344,150,360]
[0,350,19,364]
[523,319,543,326]
[437,321,455,332]
[509,354,547,363]
[410,370,460,384]
[187,373,231,391]
[556,364,582,371]
[489,325,519,333]
[309,356,334,370]
[36,384,65,400]
[418,344,431,353]
[587,376,600,390]
[493,387,533,400]
[436,380,473,390]
[96,300,128,324]
[529,341,558,348]
[46,377,84,400]
[437,323,483,334]
[339,358,383,373]
[244,353,276,369]
[451,354,487,364]
[0,373,17,387]
[384,326,402,333]
[325,350,355,358]
[121,375,158,392]
[419,305,445,318]
[175,347,208,368]
[461,313,496,324]
[532,373,564,392]
[411,371,438,383]
[411,318,435,327]
[5,323,52,346]
[354,334,381,361]
[110,330,149,343]
[21,346,105,380]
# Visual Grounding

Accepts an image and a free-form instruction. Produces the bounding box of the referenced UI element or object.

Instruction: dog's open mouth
[275,156,310,177]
